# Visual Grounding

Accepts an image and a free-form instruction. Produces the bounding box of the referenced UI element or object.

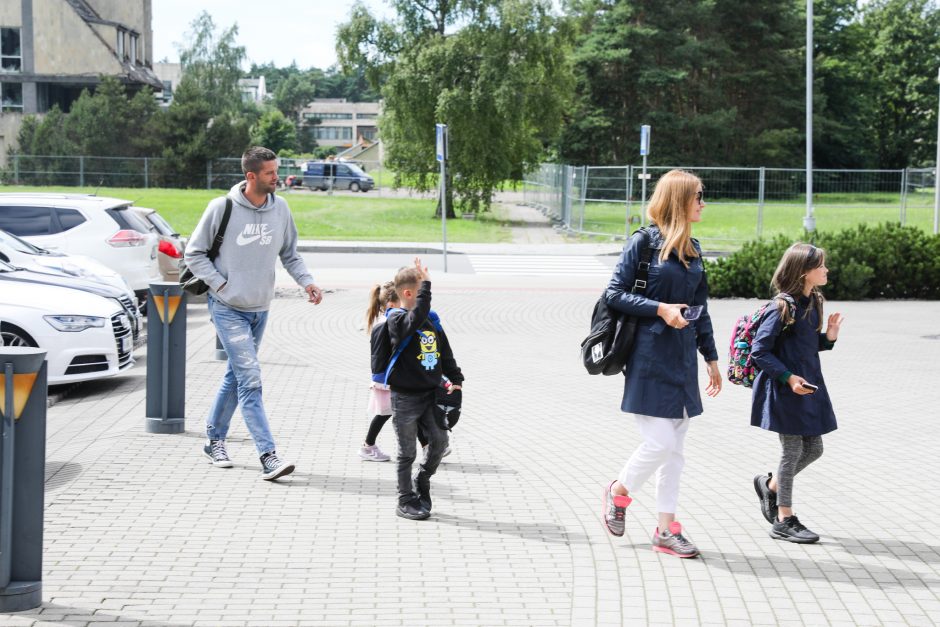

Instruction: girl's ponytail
[365,284,383,332]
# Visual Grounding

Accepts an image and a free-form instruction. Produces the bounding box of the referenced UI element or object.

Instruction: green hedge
[707,223,940,300]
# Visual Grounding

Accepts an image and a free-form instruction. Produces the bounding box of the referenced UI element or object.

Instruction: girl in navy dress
[602,170,722,558]
[751,243,844,543]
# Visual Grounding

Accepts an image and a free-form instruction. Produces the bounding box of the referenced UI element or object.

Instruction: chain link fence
[2,154,388,194]
[523,164,939,249]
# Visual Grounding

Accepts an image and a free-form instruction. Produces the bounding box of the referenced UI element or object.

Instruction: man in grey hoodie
[184,146,323,480]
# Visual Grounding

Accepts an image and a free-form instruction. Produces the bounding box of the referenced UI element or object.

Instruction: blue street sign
[436,124,448,162]
[640,125,650,156]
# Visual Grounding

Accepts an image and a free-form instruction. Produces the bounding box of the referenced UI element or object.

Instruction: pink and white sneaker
[602,480,632,537]
[358,444,391,462]
[652,521,699,558]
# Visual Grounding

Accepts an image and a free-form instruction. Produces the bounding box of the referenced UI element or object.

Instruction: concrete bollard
[145,282,187,434]
[0,347,47,612]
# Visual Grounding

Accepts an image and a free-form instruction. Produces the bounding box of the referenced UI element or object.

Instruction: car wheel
[0,323,38,348]
[349,181,361,192]
[318,186,328,192]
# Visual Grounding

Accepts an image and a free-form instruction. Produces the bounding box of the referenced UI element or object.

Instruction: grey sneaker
[203,439,233,468]
[753,473,778,524]
[602,480,632,537]
[260,451,295,481]
[770,515,820,543]
[359,444,391,462]
[652,521,699,558]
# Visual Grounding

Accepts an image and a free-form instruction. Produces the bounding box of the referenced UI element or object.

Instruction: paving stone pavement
[3,274,940,626]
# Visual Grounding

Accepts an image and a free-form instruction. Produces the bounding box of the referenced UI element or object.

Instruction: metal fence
[1,154,388,193]
[524,164,940,249]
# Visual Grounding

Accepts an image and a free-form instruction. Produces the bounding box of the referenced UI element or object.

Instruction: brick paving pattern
[2,280,939,626]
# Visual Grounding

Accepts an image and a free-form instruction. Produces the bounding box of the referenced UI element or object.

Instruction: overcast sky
[151,0,396,70]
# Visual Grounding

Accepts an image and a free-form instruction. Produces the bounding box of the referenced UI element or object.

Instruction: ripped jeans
[205,295,275,455]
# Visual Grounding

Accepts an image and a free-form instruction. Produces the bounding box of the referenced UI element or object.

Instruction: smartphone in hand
[682,305,703,321]
[801,382,818,393]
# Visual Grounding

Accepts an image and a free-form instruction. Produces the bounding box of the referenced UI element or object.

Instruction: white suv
[0,193,162,301]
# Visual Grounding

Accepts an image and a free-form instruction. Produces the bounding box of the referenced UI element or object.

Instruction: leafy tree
[154,79,251,188]
[271,74,317,120]
[178,12,248,116]
[63,77,161,157]
[861,0,940,168]
[337,0,573,214]
[560,0,804,167]
[250,109,298,152]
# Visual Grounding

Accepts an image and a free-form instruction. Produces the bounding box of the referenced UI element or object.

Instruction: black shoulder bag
[179,197,233,295]
[581,229,654,376]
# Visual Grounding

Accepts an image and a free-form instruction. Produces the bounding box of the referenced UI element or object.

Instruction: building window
[116,29,125,58]
[1,82,23,111]
[359,127,378,141]
[310,112,353,120]
[1,28,21,72]
[313,126,353,140]
[356,113,378,119]
[130,34,138,64]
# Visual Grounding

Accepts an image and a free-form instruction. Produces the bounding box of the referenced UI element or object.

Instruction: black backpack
[580,229,653,376]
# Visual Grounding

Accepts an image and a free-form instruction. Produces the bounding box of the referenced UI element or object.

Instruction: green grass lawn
[577,190,937,250]
[0,185,515,243]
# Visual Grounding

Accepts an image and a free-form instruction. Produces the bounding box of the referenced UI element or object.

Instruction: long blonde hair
[771,243,826,330]
[365,281,399,331]
[646,169,702,267]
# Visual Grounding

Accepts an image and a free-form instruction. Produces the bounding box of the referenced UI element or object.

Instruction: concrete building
[300,98,380,148]
[153,61,181,107]
[0,0,162,161]
[238,76,266,105]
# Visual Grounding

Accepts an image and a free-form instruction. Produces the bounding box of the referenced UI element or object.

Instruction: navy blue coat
[750,296,838,436]
[606,226,718,419]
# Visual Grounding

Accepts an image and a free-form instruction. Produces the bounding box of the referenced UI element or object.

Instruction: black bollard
[0,347,47,612]
[145,282,187,434]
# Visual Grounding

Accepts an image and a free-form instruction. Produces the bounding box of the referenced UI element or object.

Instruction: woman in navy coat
[601,170,722,559]
[750,243,844,544]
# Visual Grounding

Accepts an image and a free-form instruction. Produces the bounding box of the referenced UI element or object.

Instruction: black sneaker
[203,439,233,468]
[396,501,430,520]
[259,451,295,481]
[413,470,432,512]
[753,473,778,524]
[770,515,820,544]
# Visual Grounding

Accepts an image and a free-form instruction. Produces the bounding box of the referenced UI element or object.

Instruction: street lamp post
[804,0,816,233]
[934,67,940,235]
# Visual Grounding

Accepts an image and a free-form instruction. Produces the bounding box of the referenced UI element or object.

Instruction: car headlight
[43,315,107,332]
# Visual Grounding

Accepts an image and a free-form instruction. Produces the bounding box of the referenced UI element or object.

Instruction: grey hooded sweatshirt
[184,182,314,312]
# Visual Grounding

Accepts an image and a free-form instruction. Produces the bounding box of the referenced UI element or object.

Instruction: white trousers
[617,412,691,514]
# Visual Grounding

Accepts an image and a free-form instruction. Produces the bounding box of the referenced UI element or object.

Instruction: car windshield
[0,228,46,254]
[347,164,368,176]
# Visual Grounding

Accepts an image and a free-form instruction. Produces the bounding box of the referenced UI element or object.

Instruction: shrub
[707,223,940,300]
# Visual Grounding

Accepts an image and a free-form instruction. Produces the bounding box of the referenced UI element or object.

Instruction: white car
[0,227,137,306]
[0,260,135,384]
[0,193,162,302]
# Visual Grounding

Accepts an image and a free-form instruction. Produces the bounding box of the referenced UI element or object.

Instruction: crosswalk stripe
[467,255,612,276]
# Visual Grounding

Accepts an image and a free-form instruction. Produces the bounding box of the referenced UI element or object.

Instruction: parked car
[0,227,137,306]
[129,206,186,282]
[0,262,141,340]
[0,260,135,384]
[0,193,162,302]
[301,161,374,192]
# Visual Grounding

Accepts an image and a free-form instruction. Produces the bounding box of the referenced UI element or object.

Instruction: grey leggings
[776,434,824,508]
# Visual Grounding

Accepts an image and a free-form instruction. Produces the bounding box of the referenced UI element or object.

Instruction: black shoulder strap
[632,227,654,295]
[207,197,232,261]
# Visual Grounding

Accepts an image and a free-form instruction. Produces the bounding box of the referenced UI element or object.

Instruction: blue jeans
[206,295,276,455]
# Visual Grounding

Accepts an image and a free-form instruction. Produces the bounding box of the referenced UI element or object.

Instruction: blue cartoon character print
[417,330,440,370]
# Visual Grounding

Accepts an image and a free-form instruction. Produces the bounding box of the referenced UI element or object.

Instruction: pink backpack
[727,294,796,387]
